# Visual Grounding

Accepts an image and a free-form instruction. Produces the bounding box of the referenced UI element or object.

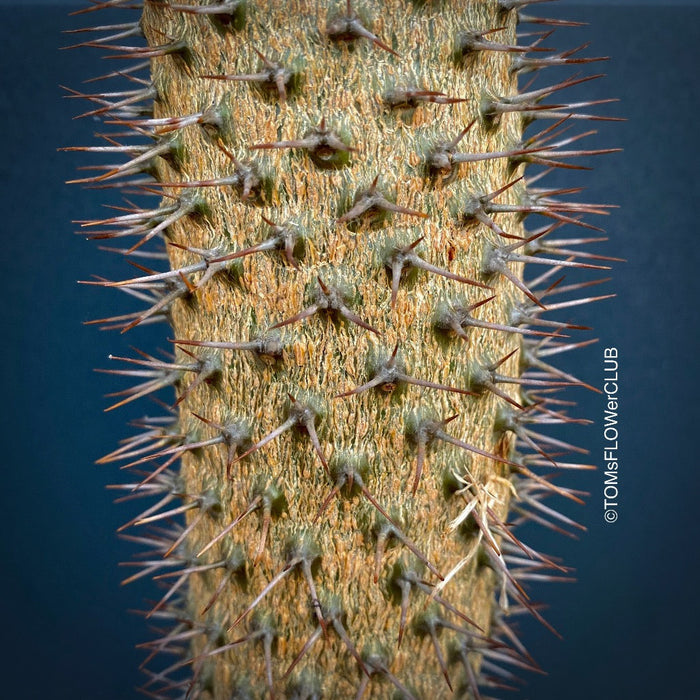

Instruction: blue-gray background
[1,2,698,699]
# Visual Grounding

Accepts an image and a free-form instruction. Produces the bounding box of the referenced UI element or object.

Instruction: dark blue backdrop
[1,3,698,699]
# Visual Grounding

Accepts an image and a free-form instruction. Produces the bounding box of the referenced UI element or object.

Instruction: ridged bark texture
[142,1,524,697]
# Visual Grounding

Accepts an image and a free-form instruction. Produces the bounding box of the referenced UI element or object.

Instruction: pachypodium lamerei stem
[66,0,617,697]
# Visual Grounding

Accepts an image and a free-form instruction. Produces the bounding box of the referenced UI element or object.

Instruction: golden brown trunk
[142,1,524,696]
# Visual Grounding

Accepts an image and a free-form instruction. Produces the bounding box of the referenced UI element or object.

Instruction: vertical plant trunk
[69,0,615,697]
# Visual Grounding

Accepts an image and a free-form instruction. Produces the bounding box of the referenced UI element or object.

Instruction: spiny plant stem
[66,0,617,697]
[143,2,522,698]
[140,2,521,695]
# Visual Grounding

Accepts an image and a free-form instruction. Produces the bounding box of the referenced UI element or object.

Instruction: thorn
[383,86,467,110]
[202,49,297,103]
[250,118,356,169]
[337,177,427,226]
[271,277,380,335]
[326,0,400,57]
[230,395,327,472]
[335,344,476,399]
[383,236,491,307]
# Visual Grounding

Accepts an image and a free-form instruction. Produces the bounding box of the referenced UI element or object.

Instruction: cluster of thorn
[64,0,620,698]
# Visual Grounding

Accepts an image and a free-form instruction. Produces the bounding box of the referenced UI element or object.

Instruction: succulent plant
[65,1,619,697]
